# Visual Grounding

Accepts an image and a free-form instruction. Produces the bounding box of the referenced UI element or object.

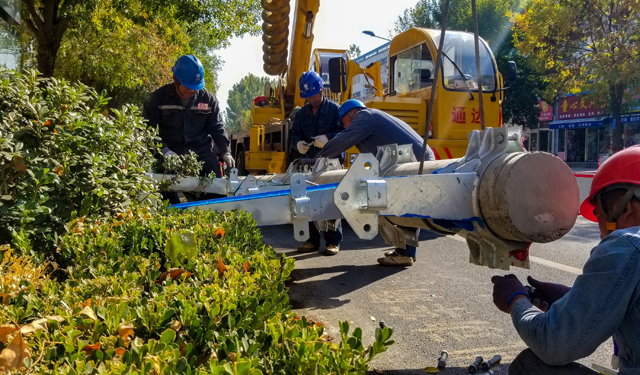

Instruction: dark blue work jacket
[143,83,229,176]
[318,108,435,161]
[291,98,343,159]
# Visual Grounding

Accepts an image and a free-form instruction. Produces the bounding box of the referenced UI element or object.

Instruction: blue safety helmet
[339,99,366,120]
[172,55,205,91]
[298,71,323,98]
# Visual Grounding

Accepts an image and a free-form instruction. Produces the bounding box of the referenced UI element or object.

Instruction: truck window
[435,32,496,92]
[391,43,434,94]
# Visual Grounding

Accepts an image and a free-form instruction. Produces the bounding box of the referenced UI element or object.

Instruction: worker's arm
[206,96,230,155]
[317,111,375,159]
[510,232,640,366]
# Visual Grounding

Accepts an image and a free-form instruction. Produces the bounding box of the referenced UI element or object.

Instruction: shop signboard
[557,95,605,120]
[538,100,553,122]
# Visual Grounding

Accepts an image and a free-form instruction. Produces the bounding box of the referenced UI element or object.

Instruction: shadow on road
[289,264,405,310]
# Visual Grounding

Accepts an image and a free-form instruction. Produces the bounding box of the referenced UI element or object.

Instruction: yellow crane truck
[230,0,515,174]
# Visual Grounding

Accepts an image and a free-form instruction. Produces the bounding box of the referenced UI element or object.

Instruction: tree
[225,73,275,134]
[13,0,262,104]
[512,0,640,151]
[394,0,546,127]
[349,44,361,58]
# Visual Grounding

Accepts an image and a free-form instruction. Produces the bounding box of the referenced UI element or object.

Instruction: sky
[214,0,421,112]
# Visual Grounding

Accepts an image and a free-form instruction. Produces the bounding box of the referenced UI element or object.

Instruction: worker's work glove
[161,146,177,157]
[293,158,316,170]
[491,274,529,314]
[297,140,311,155]
[221,152,235,168]
[527,276,570,312]
[312,135,329,148]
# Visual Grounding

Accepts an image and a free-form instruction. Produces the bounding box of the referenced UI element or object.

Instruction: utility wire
[418,0,450,175]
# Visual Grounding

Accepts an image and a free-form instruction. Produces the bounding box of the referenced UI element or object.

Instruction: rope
[418,0,450,175]
[472,0,486,130]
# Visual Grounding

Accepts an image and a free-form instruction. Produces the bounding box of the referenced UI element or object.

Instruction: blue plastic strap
[507,291,529,306]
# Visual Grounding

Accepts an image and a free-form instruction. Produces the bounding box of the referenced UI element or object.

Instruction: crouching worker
[491,145,640,374]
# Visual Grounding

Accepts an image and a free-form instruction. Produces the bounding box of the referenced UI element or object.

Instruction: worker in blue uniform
[316,99,435,266]
[143,55,234,204]
[291,71,344,256]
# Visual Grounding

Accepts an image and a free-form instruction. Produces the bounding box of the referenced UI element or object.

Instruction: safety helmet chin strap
[597,185,640,231]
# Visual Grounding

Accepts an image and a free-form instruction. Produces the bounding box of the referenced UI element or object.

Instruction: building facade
[525,92,640,167]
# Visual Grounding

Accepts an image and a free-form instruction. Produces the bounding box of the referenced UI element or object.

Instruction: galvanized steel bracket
[334,154,384,240]
[289,173,312,242]
[376,144,414,176]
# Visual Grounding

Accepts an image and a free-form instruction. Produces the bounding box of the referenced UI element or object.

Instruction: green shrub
[0,68,160,258]
[0,205,393,374]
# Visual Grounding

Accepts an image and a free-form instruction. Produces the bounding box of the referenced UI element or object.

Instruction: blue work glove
[491,274,529,313]
[527,276,570,312]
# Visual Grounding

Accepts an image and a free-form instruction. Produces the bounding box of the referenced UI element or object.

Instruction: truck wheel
[235,146,246,175]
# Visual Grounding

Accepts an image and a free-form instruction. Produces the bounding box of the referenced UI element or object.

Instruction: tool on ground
[468,356,483,373]
[437,350,448,369]
[481,355,502,370]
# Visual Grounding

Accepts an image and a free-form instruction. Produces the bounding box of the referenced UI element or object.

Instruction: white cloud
[214,0,419,112]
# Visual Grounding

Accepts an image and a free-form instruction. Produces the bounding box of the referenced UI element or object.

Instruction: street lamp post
[362,30,391,42]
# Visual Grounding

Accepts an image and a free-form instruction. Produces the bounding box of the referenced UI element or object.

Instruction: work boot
[384,250,416,262]
[297,242,319,253]
[324,244,340,256]
[377,254,414,266]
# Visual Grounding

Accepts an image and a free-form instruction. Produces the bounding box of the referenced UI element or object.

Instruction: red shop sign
[538,100,553,122]
[557,95,605,120]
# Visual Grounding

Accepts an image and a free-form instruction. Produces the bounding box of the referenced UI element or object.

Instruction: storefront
[524,100,552,152]
[550,118,609,163]
[550,95,608,165]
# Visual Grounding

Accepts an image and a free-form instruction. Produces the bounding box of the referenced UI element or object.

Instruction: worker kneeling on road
[315,99,436,267]
[291,70,344,256]
[143,55,234,203]
[491,146,640,374]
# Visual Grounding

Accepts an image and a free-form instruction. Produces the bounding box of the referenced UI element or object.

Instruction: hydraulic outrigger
[150,126,580,271]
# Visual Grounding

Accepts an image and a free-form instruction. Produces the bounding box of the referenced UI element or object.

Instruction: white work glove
[221,152,235,168]
[312,135,329,148]
[161,146,177,157]
[297,140,311,154]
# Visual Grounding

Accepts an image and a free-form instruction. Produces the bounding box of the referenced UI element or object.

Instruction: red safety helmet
[580,145,640,222]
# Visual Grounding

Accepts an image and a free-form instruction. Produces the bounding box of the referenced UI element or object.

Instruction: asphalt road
[260,216,613,374]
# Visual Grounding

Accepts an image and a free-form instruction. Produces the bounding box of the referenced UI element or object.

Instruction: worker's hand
[297,140,311,155]
[293,158,316,170]
[527,276,570,311]
[161,146,177,157]
[221,152,235,168]
[312,135,329,148]
[491,274,529,313]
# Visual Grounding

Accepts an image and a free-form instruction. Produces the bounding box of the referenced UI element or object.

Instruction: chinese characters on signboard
[538,100,553,122]
[557,95,605,120]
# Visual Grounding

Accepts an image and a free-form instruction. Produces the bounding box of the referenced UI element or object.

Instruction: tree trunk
[610,83,625,153]
[22,0,69,77]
